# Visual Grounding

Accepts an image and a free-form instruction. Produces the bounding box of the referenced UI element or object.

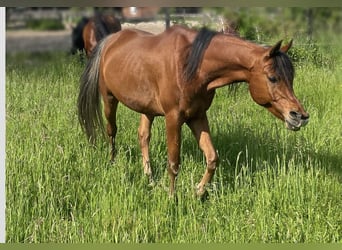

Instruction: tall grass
[5,40,342,242]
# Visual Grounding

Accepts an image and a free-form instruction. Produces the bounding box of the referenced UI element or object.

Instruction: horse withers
[78,25,309,198]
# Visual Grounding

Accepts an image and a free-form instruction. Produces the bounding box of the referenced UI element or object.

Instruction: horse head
[248,40,309,131]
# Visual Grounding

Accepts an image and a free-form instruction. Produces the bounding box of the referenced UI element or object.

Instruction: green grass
[5,42,342,242]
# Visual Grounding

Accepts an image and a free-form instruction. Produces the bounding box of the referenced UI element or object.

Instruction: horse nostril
[290,111,309,120]
[289,111,300,119]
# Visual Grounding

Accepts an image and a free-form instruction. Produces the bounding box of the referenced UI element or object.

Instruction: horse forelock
[272,52,295,86]
[183,27,218,82]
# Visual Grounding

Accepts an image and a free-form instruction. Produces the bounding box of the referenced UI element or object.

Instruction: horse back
[101,25,195,77]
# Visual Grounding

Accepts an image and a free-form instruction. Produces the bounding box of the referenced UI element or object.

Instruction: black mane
[183,27,294,86]
[183,27,218,82]
[94,14,121,42]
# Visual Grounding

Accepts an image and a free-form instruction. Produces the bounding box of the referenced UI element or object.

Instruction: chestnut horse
[82,14,121,57]
[78,25,309,197]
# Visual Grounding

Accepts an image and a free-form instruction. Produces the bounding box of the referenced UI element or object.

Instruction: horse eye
[268,76,277,83]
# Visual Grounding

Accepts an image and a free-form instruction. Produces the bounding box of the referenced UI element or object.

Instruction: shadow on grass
[105,117,341,196]
[179,123,342,191]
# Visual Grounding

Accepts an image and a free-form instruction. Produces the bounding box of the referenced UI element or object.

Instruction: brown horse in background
[71,14,121,57]
[82,14,121,57]
[78,25,309,197]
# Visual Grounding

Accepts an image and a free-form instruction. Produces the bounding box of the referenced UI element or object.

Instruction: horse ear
[269,40,283,57]
[280,39,293,53]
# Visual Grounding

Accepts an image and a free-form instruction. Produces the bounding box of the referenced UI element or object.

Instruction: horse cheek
[248,83,271,106]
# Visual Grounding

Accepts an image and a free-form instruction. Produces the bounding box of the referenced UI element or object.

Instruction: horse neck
[201,35,260,90]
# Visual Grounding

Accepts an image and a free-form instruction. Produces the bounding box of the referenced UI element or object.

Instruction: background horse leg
[103,93,118,161]
[138,114,154,184]
[186,115,218,197]
[165,113,182,196]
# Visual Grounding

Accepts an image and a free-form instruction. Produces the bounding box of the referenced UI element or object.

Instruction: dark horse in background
[71,14,121,57]
[70,16,89,55]
[78,25,309,198]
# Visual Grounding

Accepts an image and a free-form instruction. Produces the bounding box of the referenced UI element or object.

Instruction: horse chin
[285,120,301,131]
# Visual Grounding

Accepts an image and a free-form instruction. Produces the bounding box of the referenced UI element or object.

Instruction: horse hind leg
[138,114,154,185]
[103,93,119,161]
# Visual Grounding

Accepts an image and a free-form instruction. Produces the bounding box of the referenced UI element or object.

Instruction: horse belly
[103,72,164,116]
[118,87,163,116]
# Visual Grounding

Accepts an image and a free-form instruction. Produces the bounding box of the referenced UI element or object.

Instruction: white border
[0,7,6,243]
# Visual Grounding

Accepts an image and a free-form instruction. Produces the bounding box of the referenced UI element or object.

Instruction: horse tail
[94,14,121,42]
[77,37,109,143]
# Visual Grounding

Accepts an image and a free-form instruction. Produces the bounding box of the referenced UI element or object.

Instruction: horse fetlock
[207,161,217,172]
[110,147,116,162]
[144,167,152,177]
[207,152,218,169]
[143,160,152,174]
[167,163,179,177]
[145,169,154,186]
[146,176,155,188]
[195,184,209,201]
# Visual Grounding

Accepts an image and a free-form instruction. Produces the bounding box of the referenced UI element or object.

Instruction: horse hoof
[195,187,209,202]
[168,193,179,205]
[147,179,156,188]
[146,175,155,187]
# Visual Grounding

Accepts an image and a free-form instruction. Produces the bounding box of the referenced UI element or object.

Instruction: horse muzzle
[285,111,309,131]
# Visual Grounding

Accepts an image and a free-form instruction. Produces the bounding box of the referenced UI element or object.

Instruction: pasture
[5,35,342,242]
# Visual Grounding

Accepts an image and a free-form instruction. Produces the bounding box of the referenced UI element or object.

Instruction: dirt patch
[6,29,72,53]
[121,21,166,34]
[6,21,166,53]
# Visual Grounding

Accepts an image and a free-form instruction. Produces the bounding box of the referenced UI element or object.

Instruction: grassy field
[5,38,342,242]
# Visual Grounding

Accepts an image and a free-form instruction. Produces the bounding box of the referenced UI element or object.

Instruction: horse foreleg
[186,115,218,198]
[103,94,118,161]
[165,113,182,197]
[138,114,154,184]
